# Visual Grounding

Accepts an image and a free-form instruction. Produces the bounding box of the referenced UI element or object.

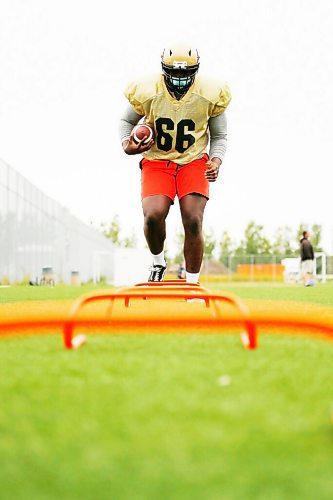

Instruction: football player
[120,44,231,283]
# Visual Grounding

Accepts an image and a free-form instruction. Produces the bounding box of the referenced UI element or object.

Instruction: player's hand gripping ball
[123,124,154,155]
[132,124,154,144]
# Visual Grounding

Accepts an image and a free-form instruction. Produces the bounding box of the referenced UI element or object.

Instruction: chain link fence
[199,253,331,284]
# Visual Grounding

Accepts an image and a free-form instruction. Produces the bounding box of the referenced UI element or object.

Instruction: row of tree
[100,216,323,263]
[100,216,137,249]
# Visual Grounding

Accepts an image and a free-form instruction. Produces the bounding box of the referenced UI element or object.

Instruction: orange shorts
[140,154,210,202]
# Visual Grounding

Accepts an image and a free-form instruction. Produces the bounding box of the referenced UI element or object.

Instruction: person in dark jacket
[300,231,315,286]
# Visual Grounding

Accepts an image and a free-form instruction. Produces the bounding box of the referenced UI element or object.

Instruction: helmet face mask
[161,46,200,97]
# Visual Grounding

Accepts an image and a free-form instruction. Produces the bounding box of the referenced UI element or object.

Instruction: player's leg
[142,195,172,254]
[179,193,207,282]
[142,195,172,281]
[176,155,209,284]
[141,159,176,281]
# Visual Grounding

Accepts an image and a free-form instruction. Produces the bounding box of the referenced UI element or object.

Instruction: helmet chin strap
[172,89,186,100]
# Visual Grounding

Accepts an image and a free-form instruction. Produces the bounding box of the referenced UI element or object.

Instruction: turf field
[0,283,332,499]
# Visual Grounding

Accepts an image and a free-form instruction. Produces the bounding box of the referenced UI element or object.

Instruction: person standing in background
[300,231,315,286]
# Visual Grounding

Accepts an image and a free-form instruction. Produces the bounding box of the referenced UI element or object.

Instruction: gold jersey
[124,74,231,165]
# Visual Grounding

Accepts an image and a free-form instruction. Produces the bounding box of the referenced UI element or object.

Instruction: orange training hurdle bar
[62,283,257,350]
[135,280,200,287]
[1,313,333,347]
[2,284,332,350]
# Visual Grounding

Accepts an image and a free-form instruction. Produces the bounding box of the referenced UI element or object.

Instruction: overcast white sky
[1,0,333,254]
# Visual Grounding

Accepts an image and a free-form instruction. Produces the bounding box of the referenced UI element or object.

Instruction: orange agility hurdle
[1,310,333,349]
[1,281,333,350]
[62,281,257,350]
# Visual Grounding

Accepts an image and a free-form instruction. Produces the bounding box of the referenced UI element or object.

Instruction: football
[132,124,154,144]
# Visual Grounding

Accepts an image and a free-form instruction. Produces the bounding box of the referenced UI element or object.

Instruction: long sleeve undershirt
[119,104,228,162]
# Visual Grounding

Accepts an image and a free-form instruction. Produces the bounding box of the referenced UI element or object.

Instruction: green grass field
[0,283,332,499]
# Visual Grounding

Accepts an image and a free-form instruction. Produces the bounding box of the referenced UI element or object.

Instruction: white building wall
[0,158,114,284]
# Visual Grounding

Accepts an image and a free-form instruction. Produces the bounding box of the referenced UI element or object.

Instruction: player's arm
[205,112,227,182]
[119,104,154,155]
